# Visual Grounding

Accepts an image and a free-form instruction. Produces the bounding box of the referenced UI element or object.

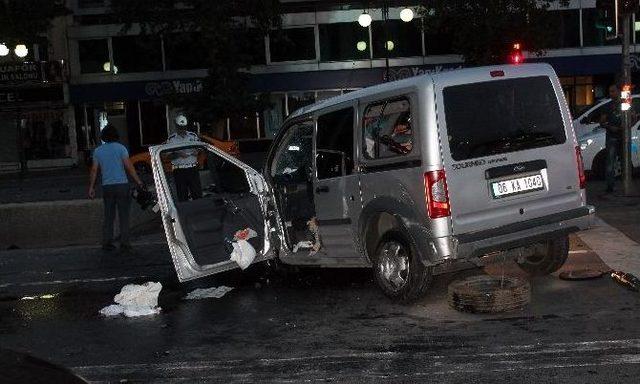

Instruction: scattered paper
[100,282,162,318]
[185,286,234,300]
[230,240,257,269]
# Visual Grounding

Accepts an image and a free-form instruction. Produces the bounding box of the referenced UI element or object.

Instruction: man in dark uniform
[167,114,203,201]
[600,84,623,193]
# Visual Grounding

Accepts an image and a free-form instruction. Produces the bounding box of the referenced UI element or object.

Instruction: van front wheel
[516,236,569,276]
[372,230,432,303]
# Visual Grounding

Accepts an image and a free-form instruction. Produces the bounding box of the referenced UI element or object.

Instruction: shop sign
[144,79,203,97]
[0,61,65,85]
[385,64,464,82]
[0,85,64,105]
[0,62,42,83]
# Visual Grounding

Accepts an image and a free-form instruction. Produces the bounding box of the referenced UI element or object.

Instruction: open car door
[150,141,274,282]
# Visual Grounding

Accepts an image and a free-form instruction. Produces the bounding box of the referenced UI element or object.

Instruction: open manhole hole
[448,275,530,313]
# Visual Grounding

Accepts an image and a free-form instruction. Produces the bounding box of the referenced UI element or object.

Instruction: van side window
[316,107,354,179]
[362,98,413,159]
[270,121,314,180]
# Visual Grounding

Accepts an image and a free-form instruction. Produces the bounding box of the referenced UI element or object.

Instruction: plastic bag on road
[230,240,256,270]
[99,282,162,318]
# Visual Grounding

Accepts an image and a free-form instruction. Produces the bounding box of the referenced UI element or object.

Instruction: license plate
[491,174,544,198]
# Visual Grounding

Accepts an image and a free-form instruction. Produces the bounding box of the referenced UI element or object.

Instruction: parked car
[574,97,640,177]
[151,64,594,303]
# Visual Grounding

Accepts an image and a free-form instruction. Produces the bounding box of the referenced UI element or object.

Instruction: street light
[0,43,9,57]
[400,8,414,22]
[103,61,111,72]
[358,11,372,27]
[356,41,367,51]
[14,44,28,58]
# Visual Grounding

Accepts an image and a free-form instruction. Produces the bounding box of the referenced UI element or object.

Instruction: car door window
[362,98,413,159]
[582,101,611,124]
[270,120,314,181]
[316,107,354,179]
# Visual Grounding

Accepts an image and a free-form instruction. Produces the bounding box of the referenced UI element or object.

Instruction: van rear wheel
[516,236,569,276]
[372,230,432,303]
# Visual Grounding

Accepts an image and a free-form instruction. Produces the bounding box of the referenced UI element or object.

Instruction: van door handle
[315,186,330,194]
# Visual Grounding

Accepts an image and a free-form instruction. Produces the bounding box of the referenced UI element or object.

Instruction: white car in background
[574,97,640,177]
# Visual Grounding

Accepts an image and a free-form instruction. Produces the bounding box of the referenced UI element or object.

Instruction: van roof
[286,63,556,120]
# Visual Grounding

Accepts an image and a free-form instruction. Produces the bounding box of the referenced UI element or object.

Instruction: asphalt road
[0,240,639,383]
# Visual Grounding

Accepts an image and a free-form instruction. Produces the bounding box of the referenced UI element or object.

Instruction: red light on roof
[490,70,505,77]
[513,43,521,50]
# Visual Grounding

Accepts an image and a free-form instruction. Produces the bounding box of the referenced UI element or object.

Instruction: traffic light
[510,43,523,65]
[596,0,619,39]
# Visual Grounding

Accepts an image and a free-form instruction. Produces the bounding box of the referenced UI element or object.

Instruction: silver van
[150,63,594,303]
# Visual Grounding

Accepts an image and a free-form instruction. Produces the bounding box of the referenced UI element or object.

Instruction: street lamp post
[382,2,390,81]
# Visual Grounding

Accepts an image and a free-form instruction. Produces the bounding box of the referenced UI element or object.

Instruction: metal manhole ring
[558,269,606,281]
[448,275,531,313]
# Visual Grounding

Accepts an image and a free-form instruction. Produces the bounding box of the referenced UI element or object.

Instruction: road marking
[72,338,640,379]
[0,276,144,288]
[569,250,589,254]
[578,217,640,275]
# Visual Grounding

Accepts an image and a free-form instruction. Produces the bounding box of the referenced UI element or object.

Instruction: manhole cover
[448,275,530,313]
[558,269,606,281]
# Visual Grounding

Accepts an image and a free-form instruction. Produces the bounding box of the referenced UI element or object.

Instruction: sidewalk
[586,179,640,243]
[0,166,92,204]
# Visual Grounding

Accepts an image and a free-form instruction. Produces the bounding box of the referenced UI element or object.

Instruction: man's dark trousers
[174,167,203,201]
[605,137,621,192]
[103,183,131,246]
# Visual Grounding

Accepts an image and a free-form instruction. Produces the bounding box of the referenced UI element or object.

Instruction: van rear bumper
[431,205,595,265]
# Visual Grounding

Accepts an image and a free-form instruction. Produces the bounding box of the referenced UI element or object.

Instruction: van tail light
[424,170,451,219]
[575,146,586,189]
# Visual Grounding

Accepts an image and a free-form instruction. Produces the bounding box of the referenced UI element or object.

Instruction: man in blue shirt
[88,124,143,252]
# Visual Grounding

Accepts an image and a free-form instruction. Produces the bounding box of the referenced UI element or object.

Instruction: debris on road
[99,282,162,317]
[611,270,640,291]
[184,286,234,300]
[230,240,256,270]
[448,275,530,313]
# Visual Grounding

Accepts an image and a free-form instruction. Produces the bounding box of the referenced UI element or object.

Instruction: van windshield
[443,76,566,161]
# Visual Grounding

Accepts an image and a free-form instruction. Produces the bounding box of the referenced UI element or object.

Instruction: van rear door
[434,66,585,236]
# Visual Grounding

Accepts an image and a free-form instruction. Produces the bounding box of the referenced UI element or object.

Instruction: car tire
[516,236,569,276]
[372,230,432,303]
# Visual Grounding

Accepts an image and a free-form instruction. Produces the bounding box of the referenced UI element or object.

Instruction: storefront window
[560,76,596,115]
[287,92,315,116]
[78,39,109,74]
[269,27,316,62]
[319,22,370,61]
[229,115,259,139]
[139,100,168,146]
[164,33,206,71]
[262,94,286,138]
[112,35,163,73]
[372,19,423,58]
[0,115,19,162]
[582,8,621,47]
[546,10,580,49]
[425,30,454,55]
[23,110,71,160]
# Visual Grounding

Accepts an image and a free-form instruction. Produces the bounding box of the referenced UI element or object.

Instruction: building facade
[0,16,75,172]
[7,0,638,170]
